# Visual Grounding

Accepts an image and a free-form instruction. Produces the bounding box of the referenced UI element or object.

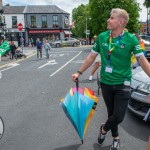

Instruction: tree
[72,4,91,38]
[89,0,140,35]
[143,0,150,8]
[72,0,141,38]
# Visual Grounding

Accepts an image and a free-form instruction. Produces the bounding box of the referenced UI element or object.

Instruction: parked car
[51,38,80,48]
[128,66,150,120]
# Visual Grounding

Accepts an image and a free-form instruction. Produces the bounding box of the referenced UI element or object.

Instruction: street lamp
[85,16,91,45]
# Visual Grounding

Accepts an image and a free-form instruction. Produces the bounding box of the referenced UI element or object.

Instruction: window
[12,16,17,28]
[31,16,36,28]
[53,15,58,27]
[42,15,47,28]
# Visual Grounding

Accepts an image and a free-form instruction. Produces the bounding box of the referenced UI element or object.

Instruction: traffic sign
[64,18,69,25]
[18,23,23,31]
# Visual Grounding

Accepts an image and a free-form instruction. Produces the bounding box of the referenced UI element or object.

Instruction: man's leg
[89,62,100,80]
[40,49,42,58]
[37,49,39,59]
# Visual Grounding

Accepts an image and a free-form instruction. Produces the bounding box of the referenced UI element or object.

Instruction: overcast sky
[3,0,147,22]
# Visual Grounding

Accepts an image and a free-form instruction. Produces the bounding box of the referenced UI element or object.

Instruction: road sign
[86,30,90,35]
[18,23,23,31]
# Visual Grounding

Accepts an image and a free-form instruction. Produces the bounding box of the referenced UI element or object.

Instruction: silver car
[51,38,80,48]
[128,67,150,120]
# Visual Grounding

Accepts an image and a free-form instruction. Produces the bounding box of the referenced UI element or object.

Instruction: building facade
[0,5,70,46]
[24,5,70,46]
[0,6,25,46]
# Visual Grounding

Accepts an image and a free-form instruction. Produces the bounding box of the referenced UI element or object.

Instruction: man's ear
[119,19,124,27]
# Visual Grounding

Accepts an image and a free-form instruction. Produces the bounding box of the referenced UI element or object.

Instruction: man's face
[107,12,122,30]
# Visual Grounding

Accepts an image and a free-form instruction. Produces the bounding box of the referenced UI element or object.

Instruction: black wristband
[77,71,82,75]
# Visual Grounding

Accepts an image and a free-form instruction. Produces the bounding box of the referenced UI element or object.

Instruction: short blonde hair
[111,8,129,27]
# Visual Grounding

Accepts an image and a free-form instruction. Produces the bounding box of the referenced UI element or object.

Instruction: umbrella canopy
[60,85,98,143]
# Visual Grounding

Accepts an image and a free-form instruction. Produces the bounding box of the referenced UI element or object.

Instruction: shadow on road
[93,143,110,150]
[121,109,150,142]
[53,144,81,150]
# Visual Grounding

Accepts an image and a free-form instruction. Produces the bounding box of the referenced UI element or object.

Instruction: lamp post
[85,16,91,45]
[86,16,87,40]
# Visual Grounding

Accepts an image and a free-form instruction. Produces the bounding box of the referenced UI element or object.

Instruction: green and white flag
[0,41,10,56]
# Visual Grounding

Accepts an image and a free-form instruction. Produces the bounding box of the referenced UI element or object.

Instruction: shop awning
[29,30,62,34]
[64,31,72,35]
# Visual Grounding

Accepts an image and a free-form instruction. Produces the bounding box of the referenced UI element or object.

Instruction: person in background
[72,8,150,150]
[10,42,17,60]
[44,40,51,59]
[36,38,43,59]
[30,38,34,47]
[89,54,101,81]
[131,34,145,69]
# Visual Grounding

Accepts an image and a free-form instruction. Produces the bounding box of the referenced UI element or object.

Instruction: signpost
[18,23,24,54]
[18,23,23,31]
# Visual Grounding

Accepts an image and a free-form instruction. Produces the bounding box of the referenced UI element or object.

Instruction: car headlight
[137,83,150,94]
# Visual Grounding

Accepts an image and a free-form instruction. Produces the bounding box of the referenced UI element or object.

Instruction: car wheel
[56,43,60,48]
[73,43,77,47]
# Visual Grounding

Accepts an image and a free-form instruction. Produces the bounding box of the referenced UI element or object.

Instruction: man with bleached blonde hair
[72,8,150,150]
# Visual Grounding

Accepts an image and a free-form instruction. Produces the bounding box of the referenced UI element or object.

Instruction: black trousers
[37,49,42,58]
[101,82,131,137]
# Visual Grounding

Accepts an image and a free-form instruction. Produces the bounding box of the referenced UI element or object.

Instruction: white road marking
[38,60,57,69]
[1,63,20,72]
[50,51,82,77]
[71,60,85,63]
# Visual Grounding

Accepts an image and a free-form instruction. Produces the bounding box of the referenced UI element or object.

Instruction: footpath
[0,47,36,67]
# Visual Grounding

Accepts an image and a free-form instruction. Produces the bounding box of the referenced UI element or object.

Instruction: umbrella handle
[76,78,79,91]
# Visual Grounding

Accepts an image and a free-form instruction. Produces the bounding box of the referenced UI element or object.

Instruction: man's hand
[72,73,80,82]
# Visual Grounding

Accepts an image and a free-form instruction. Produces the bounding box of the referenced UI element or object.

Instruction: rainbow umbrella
[60,82,99,143]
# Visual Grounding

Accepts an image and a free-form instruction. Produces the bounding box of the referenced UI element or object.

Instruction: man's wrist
[77,71,82,75]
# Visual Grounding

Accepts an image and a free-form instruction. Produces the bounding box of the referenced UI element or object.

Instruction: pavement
[0,47,36,67]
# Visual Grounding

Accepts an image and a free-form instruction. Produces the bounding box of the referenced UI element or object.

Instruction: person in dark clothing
[36,38,43,59]
[10,42,17,60]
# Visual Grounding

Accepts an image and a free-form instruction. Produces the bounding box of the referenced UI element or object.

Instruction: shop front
[28,29,65,46]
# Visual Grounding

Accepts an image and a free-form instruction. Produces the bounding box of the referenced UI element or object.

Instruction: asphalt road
[0,46,149,150]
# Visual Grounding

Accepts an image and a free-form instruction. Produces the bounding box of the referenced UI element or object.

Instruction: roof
[2,5,69,15]
[23,5,69,14]
[3,6,25,14]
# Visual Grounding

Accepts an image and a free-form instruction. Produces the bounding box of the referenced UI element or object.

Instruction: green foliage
[89,0,140,35]
[143,0,150,8]
[72,0,141,38]
[72,4,90,38]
